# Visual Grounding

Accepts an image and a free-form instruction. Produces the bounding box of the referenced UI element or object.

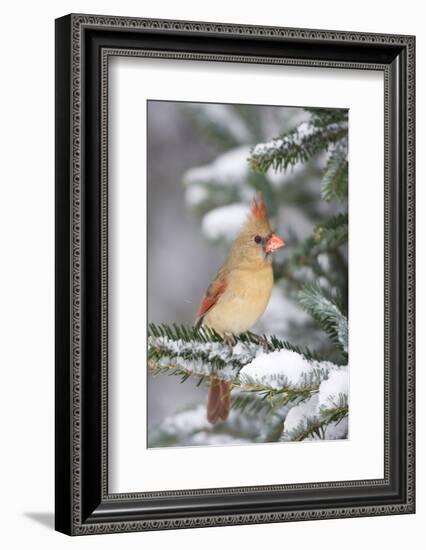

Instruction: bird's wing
[194,270,228,328]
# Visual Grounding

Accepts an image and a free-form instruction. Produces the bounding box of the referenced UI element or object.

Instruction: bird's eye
[254,235,262,244]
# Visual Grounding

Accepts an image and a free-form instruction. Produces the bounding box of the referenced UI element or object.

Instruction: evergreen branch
[239,355,338,394]
[298,284,348,354]
[286,419,324,441]
[315,212,348,232]
[148,324,332,395]
[231,392,277,415]
[304,107,348,128]
[149,361,212,385]
[313,213,348,249]
[149,321,225,342]
[298,405,349,441]
[276,213,348,290]
[248,121,348,174]
[232,386,317,415]
[148,335,245,381]
[321,140,348,202]
[320,405,349,426]
[282,404,348,442]
[148,323,321,362]
[148,336,321,385]
[264,334,322,361]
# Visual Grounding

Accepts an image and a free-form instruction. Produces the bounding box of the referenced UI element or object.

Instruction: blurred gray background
[147,101,222,427]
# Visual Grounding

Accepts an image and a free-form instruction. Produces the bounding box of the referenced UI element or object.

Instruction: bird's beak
[265,233,286,254]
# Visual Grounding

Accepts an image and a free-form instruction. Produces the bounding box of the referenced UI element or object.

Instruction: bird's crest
[250,192,267,222]
[244,191,272,235]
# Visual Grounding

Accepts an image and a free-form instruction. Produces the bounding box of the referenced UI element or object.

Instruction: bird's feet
[246,331,272,351]
[223,333,237,347]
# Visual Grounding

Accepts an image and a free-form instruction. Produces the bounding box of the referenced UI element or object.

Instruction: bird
[194,192,286,424]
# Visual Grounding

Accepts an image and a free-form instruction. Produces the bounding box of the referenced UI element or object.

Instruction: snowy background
[147,100,348,444]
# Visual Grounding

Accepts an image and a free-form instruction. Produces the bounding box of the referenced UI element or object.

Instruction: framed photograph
[55,14,415,535]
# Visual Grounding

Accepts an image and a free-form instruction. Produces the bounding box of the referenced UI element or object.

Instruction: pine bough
[148,318,348,444]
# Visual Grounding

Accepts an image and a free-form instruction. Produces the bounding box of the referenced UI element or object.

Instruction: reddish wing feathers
[194,275,228,328]
[195,273,230,423]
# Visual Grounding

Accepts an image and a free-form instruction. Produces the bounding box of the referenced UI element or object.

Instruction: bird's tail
[207,376,231,424]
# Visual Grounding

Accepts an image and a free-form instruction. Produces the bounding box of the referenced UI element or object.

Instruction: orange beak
[265,233,286,254]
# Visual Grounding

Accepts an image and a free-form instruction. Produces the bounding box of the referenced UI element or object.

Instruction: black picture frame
[55,13,415,535]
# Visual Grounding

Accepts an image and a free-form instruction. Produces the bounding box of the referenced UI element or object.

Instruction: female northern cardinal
[195,192,286,423]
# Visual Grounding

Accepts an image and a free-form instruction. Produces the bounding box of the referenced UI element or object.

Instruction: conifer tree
[148,104,349,447]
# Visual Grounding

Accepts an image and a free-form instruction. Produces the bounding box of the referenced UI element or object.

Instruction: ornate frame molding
[55,14,415,535]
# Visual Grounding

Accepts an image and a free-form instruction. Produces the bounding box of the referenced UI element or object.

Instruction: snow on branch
[281,370,349,442]
[248,121,348,174]
[148,334,259,382]
[239,349,338,391]
[148,323,335,396]
[281,398,348,441]
[148,323,348,442]
[319,367,349,410]
[281,394,321,441]
[148,323,321,387]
